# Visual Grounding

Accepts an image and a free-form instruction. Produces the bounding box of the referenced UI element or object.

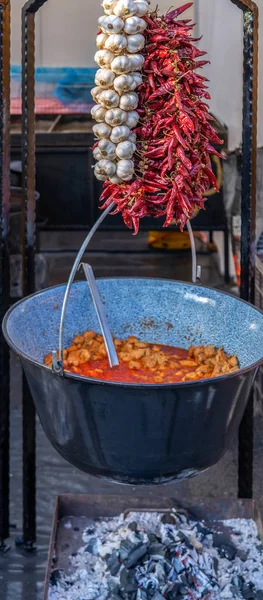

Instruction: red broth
[45,331,239,384]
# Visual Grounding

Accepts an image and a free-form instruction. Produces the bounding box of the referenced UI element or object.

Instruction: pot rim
[3,277,263,389]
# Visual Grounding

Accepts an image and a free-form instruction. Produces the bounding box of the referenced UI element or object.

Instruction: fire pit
[3,275,263,484]
[45,495,263,600]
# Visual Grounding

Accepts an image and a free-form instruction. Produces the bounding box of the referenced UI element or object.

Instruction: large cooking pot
[3,278,263,485]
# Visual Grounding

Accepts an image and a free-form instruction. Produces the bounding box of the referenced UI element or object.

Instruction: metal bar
[229,0,258,499]
[20,1,49,549]
[0,0,10,550]
[52,202,115,375]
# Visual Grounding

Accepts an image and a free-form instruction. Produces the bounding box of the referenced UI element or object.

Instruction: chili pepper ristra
[92,0,224,234]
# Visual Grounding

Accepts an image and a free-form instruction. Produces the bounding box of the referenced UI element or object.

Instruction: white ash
[49,511,263,600]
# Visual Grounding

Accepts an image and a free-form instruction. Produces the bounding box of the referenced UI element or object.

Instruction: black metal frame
[0,0,258,547]
[0,0,11,550]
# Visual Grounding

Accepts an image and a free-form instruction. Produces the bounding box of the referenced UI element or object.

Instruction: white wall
[11,0,193,67]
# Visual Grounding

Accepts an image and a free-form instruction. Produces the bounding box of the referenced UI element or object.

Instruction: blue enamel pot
[3,278,263,485]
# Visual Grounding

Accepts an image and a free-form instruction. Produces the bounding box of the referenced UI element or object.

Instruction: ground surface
[1,231,262,600]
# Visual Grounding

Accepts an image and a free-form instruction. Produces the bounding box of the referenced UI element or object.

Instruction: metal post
[0,0,10,551]
[230,0,258,499]
[20,0,49,549]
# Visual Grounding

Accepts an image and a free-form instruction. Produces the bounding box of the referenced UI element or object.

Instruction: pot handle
[52,206,199,375]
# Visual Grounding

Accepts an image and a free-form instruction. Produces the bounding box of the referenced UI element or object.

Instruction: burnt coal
[49,511,263,600]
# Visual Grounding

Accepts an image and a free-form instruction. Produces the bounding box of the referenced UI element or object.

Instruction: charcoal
[212,533,237,560]
[120,568,138,593]
[84,537,98,554]
[125,543,149,568]
[148,543,166,558]
[152,592,165,600]
[120,539,136,561]
[129,522,138,532]
[107,551,121,576]
[50,568,65,586]
[148,533,159,544]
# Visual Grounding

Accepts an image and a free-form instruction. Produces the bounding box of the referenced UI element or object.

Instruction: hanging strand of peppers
[92,0,224,234]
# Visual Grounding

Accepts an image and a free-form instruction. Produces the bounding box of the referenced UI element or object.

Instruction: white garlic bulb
[102,0,117,15]
[110,125,131,143]
[110,175,123,183]
[114,0,137,18]
[134,0,148,16]
[126,33,145,53]
[116,159,134,181]
[91,104,107,122]
[93,122,112,139]
[129,53,145,70]
[119,91,138,111]
[105,107,127,126]
[111,55,132,74]
[95,68,115,89]
[95,49,115,68]
[125,110,139,128]
[94,159,116,181]
[116,140,136,159]
[105,34,127,53]
[131,72,143,88]
[91,86,103,102]
[98,139,117,160]
[98,15,124,33]
[93,146,103,161]
[129,132,137,143]
[124,16,147,34]
[98,89,120,108]
[114,74,135,93]
[96,33,108,49]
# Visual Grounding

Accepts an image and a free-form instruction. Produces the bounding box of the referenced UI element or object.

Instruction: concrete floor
[1,230,262,600]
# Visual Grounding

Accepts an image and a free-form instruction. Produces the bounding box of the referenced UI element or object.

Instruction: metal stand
[17,0,259,542]
[0,0,10,551]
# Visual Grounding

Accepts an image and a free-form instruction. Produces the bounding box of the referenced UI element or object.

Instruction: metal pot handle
[52,204,199,375]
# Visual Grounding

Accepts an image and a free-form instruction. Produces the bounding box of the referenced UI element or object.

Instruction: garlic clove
[116,159,134,181]
[128,53,145,71]
[110,175,123,183]
[116,140,136,159]
[124,16,147,34]
[134,0,149,16]
[105,108,127,126]
[113,0,137,18]
[98,139,117,160]
[131,72,143,88]
[105,34,128,53]
[128,132,137,143]
[93,122,112,139]
[119,91,138,111]
[125,110,139,128]
[96,33,108,49]
[94,49,115,68]
[93,146,103,161]
[111,55,132,74]
[95,159,116,181]
[91,86,103,102]
[91,104,107,122]
[98,15,124,34]
[95,68,115,89]
[114,74,135,94]
[126,33,145,53]
[110,125,131,143]
[102,0,118,15]
[98,89,120,109]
